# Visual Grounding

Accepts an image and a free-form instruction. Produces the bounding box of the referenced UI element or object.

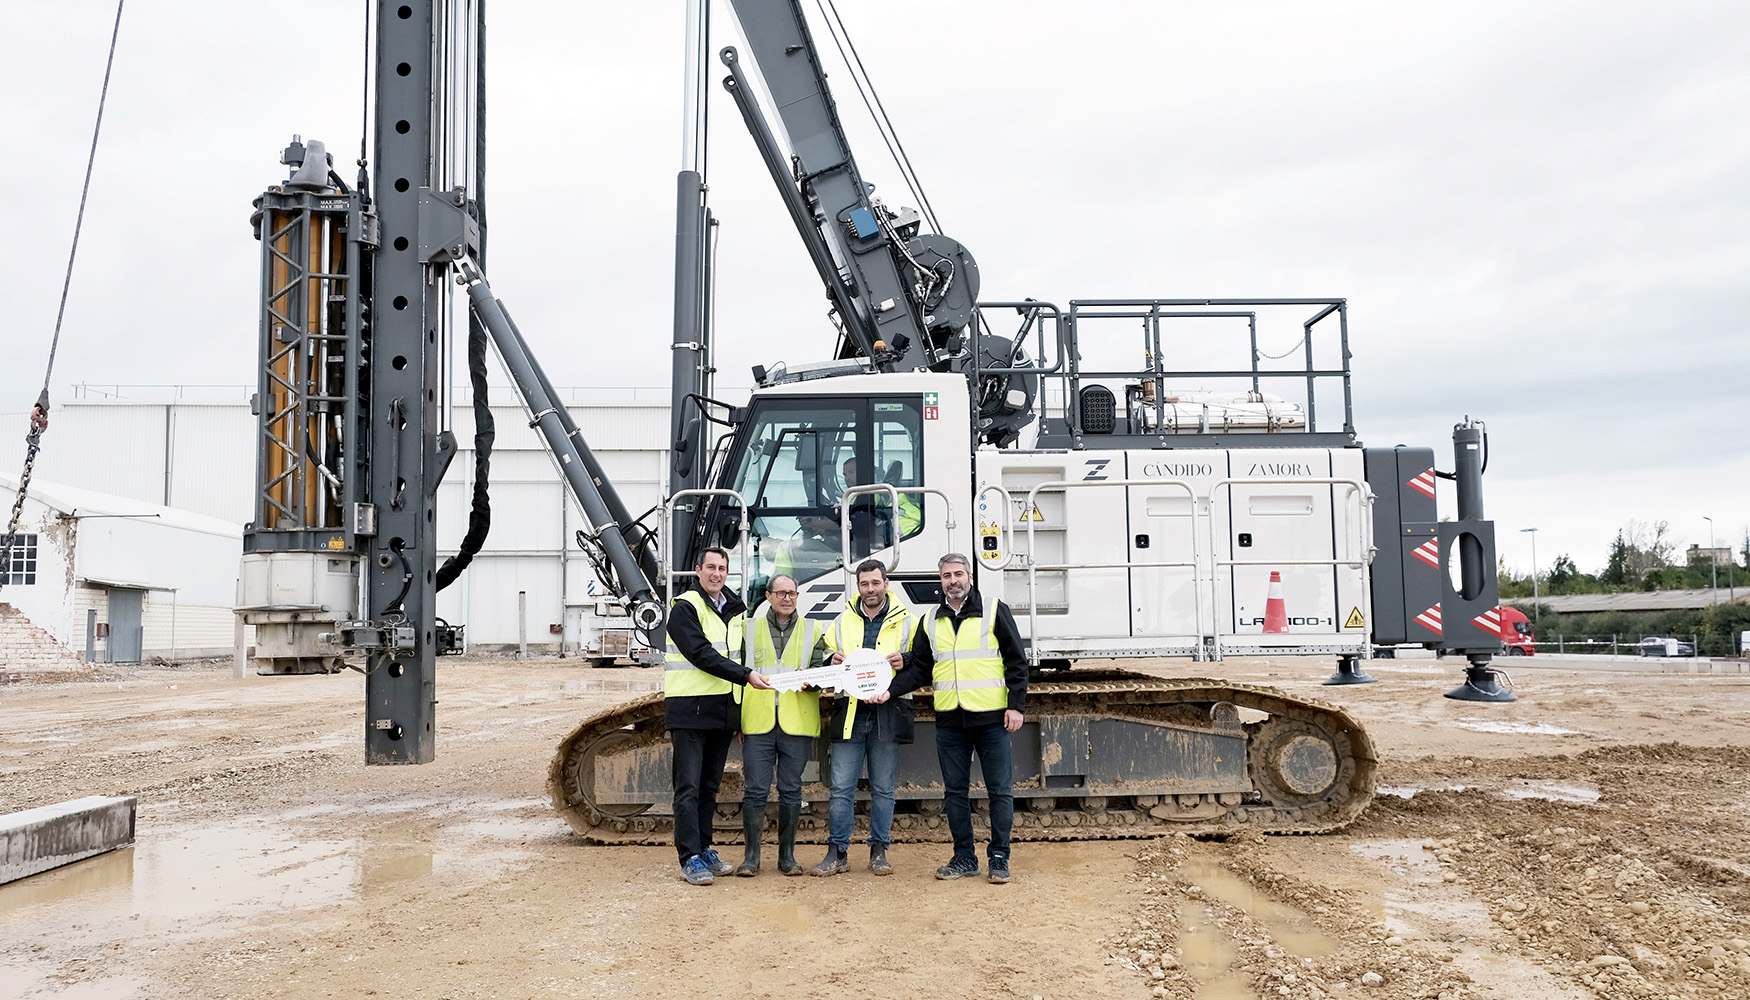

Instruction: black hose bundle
[435,0,492,592]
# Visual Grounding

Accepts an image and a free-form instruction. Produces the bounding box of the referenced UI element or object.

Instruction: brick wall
[0,602,90,679]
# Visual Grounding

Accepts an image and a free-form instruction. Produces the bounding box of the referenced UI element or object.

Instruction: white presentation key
[763,647,893,700]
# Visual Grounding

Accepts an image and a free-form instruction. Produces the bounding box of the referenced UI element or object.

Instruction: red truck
[1499,606,1536,655]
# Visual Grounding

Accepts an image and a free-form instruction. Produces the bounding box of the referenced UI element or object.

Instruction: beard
[943,581,970,601]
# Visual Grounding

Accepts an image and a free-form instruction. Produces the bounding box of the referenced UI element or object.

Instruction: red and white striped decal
[1472,607,1503,636]
[1414,603,1442,634]
[1411,538,1439,568]
[1407,468,1437,499]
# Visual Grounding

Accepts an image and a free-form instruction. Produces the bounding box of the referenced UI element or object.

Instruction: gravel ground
[1,655,1746,999]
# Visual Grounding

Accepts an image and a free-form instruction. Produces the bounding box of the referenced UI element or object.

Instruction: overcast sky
[2,1,1746,576]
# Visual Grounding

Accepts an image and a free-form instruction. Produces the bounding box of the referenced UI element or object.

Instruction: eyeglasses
[767,590,798,598]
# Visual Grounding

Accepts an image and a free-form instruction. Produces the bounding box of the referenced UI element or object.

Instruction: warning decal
[1410,538,1439,568]
[1407,468,1437,499]
[1344,606,1366,629]
[1414,602,1443,635]
[1472,606,1503,636]
[1015,502,1046,522]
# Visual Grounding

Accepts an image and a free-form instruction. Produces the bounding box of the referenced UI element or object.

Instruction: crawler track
[546,670,1376,845]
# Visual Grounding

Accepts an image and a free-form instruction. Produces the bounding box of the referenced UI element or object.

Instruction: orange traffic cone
[1262,571,1289,633]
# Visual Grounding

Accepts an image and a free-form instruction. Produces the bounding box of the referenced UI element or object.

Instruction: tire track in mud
[1109,743,1750,999]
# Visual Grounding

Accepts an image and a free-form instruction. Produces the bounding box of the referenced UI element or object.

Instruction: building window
[3,533,36,585]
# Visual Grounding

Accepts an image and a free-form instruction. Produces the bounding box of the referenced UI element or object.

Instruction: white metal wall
[4,394,679,651]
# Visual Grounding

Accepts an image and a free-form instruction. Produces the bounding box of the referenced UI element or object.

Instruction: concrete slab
[0,795,137,885]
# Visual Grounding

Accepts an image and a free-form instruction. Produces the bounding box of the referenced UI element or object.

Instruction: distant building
[1508,588,1748,617]
[1687,544,1737,568]
[0,390,681,654]
[0,475,247,663]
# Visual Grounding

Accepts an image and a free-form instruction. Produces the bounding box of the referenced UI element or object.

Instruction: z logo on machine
[1082,458,1112,481]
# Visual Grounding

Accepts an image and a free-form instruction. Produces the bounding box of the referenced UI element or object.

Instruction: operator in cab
[665,547,772,886]
[796,457,921,559]
[887,552,1028,883]
[810,558,916,877]
[734,573,826,877]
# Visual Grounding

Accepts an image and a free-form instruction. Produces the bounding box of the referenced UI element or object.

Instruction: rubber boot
[868,843,893,876]
[777,804,804,876]
[734,811,762,877]
[810,844,848,877]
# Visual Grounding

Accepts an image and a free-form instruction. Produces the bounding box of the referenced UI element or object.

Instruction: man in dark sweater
[887,552,1028,883]
[664,547,772,885]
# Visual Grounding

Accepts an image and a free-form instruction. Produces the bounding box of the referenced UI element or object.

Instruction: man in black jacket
[665,547,772,885]
[887,552,1028,883]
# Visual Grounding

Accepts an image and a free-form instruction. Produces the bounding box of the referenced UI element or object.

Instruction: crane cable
[0,0,126,595]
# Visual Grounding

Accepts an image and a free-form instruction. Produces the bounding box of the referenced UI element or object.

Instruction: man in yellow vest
[811,558,916,877]
[666,547,772,886]
[735,573,826,877]
[887,552,1028,883]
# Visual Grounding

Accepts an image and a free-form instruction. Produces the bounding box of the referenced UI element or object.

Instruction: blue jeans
[828,710,899,850]
[936,723,1014,861]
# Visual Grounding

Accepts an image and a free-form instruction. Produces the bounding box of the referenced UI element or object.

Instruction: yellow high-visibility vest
[926,600,1006,713]
[823,592,915,738]
[664,590,743,698]
[824,591,915,659]
[740,614,822,737]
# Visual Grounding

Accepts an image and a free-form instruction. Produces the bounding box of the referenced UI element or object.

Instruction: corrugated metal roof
[1509,589,1750,613]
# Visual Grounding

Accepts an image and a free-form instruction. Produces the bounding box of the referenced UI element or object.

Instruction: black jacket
[822,594,916,745]
[892,588,1028,729]
[664,583,751,731]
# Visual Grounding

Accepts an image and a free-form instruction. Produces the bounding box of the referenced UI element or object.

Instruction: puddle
[1178,898,1257,1000]
[1376,780,1599,804]
[1350,838,1440,874]
[0,805,540,946]
[1179,859,1338,959]
[0,965,142,1000]
[1500,780,1600,804]
[562,678,661,694]
[1378,784,1470,799]
[1454,720,1580,736]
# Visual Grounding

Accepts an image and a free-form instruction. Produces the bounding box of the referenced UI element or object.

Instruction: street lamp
[1520,527,1539,624]
[1704,516,1716,604]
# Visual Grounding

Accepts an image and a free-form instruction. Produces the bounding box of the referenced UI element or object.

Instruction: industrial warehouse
[3,3,1748,1000]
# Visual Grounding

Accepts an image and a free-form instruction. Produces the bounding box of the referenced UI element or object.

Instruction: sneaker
[934,855,980,880]
[703,848,734,877]
[987,854,1011,883]
[681,854,715,886]
[868,844,894,876]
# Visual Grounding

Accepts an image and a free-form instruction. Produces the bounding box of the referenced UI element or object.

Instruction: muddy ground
[2,655,1747,1000]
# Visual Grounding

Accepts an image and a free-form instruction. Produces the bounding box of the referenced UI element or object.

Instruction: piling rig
[237,3,1512,840]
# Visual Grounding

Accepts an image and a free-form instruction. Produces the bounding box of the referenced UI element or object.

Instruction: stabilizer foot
[1443,663,1516,702]
[1323,655,1378,686]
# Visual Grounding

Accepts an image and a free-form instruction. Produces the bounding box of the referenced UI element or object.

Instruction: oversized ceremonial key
[764,647,893,701]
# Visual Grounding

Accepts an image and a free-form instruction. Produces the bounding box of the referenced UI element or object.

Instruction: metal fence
[1519,633,1744,658]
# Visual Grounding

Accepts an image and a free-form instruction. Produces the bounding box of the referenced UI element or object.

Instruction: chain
[0,399,48,592]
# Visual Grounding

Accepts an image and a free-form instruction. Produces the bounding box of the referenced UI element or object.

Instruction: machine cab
[689,374,970,615]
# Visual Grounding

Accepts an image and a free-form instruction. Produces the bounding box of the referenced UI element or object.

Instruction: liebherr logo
[1082,458,1112,481]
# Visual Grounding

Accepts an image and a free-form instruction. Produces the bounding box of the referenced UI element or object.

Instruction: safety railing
[995,477,1375,662]
[1021,479,1202,664]
[663,488,752,613]
[838,484,957,581]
